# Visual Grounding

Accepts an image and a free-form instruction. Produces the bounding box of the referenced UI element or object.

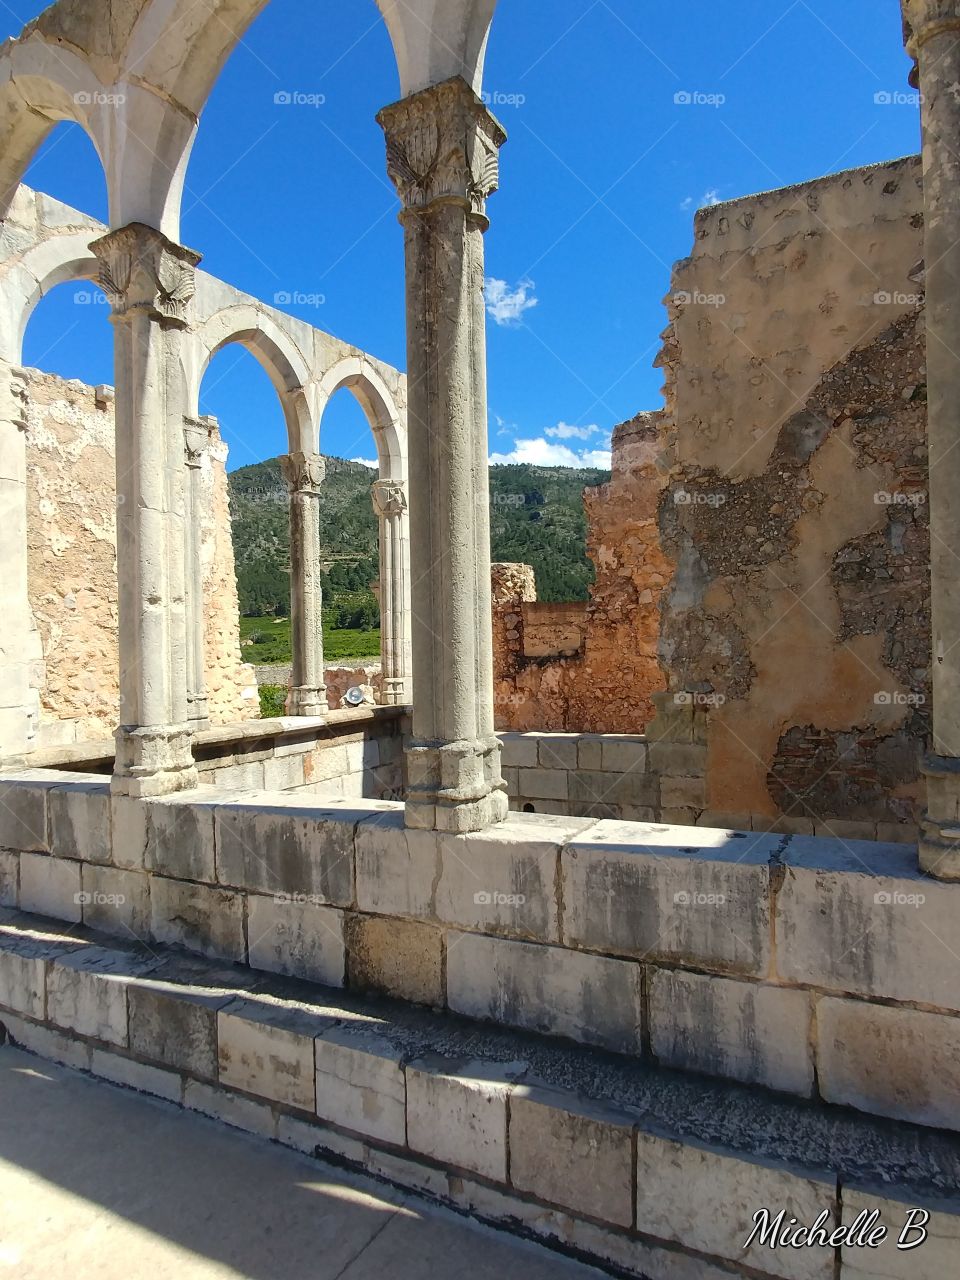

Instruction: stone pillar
[378,76,508,832]
[371,478,411,705]
[182,416,213,729]
[903,1,960,878]
[91,223,200,797]
[282,451,327,718]
[0,362,40,759]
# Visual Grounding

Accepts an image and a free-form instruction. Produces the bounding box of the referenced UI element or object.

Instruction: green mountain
[228,456,609,617]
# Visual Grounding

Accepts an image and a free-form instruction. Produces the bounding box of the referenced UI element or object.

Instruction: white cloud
[350,457,377,468]
[680,196,694,211]
[484,276,538,326]
[489,437,611,469]
[700,188,721,206]
[544,421,602,441]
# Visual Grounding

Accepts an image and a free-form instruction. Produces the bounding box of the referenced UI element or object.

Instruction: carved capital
[903,0,960,53]
[377,76,506,224]
[371,478,408,519]
[90,223,201,326]
[282,451,326,496]
[183,417,211,469]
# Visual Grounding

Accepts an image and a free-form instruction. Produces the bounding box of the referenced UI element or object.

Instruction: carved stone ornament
[378,76,506,221]
[903,0,960,53]
[90,223,201,324]
[371,478,408,519]
[183,419,209,469]
[281,451,326,496]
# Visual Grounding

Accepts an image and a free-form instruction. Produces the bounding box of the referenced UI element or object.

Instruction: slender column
[91,223,199,796]
[0,362,40,759]
[182,417,212,728]
[371,478,412,705]
[903,2,960,877]
[378,76,508,832]
[282,451,327,718]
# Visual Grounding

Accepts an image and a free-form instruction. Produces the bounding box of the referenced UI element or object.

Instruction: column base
[919,753,960,881]
[111,725,198,798]
[404,738,508,833]
[286,686,328,718]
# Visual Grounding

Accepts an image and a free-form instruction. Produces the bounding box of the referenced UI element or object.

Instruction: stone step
[0,905,958,1280]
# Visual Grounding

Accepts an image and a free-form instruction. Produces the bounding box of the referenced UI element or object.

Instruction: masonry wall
[23,368,257,744]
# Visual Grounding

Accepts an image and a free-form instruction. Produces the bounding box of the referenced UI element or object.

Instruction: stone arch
[316,357,405,481]
[190,305,315,455]
[0,232,100,367]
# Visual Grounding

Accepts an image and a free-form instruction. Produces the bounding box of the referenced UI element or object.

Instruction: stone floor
[0,1045,603,1279]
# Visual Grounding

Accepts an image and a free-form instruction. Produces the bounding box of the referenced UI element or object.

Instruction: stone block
[127,980,228,1081]
[517,768,568,801]
[777,839,960,1010]
[840,1186,960,1280]
[647,742,708,776]
[150,877,245,962]
[577,737,605,770]
[19,851,82,922]
[649,968,814,1097]
[813,819,877,841]
[562,826,777,974]
[406,1056,523,1182]
[498,733,540,768]
[142,798,217,882]
[0,945,46,1018]
[344,915,443,1006]
[0,780,48,851]
[46,947,154,1046]
[183,1078,277,1139]
[568,769,658,808]
[696,811,753,831]
[304,744,350,783]
[509,1086,634,1227]
[90,1049,183,1104]
[817,997,960,1130]
[247,894,345,987]
[355,810,438,917]
[80,864,150,939]
[501,766,519,794]
[314,1024,406,1145]
[434,818,566,942]
[537,735,580,771]
[215,802,355,905]
[47,783,111,865]
[0,1010,91,1071]
[635,1131,836,1280]
[600,737,647,774]
[0,850,17,907]
[446,931,642,1054]
[262,753,306,792]
[214,760,265,790]
[218,1003,322,1111]
[661,775,707,809]
[875,822,918,845]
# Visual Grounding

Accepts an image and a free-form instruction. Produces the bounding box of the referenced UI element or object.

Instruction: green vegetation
[239,616,380,668]
[258,684,287,718]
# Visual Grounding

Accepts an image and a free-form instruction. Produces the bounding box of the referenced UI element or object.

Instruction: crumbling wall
[23,368,257,742]
[655,155,929,832]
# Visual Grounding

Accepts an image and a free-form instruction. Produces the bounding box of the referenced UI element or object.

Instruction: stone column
[0,363,40,759]
[282,451,327,718]
[91,223,200,796]
[903,1,960,878]
[182,416,212,729]
[378,76,508,832]
[371,478,411,705]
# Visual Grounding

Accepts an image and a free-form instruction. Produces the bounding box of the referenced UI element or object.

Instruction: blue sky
[12,0,920,472]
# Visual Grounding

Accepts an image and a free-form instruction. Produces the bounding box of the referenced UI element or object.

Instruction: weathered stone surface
[635,1131,836,1280]
[406,1056,523,1182]
[218,1003,322,1111]
[183,1078,277,1139]
[355,810,438,917]
[536,735,580,771]
[817,997,960,1130]
[498,733,539,769]
[840,1186,960,1280]
[0,780,48,851]
[247,894,345,987]
[89,1048,183,1104]
[0,851,18,907]
[517,769,568,801]
[127,980,227,1081]
[46,947,153,1046]
[19,851,82,922]
[0,1009,91,1071]
[563,824,776,974]
[141,797,217,882]
[314,1025,406,1145]
[509,1086,634,1227]
[0,946,46,1018]
[47,783,111,865]
[446,931,642,1054]
[649,968,814,1097]
[150,878,245,962]
[80,864,150,939]
[777,839,960,1010]
[344,915,443,1007]
[215,803,355,905]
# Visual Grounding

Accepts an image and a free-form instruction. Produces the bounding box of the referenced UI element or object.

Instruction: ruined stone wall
[491,415,670,733]
[23,368,257,743]
[655,155,929,833]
